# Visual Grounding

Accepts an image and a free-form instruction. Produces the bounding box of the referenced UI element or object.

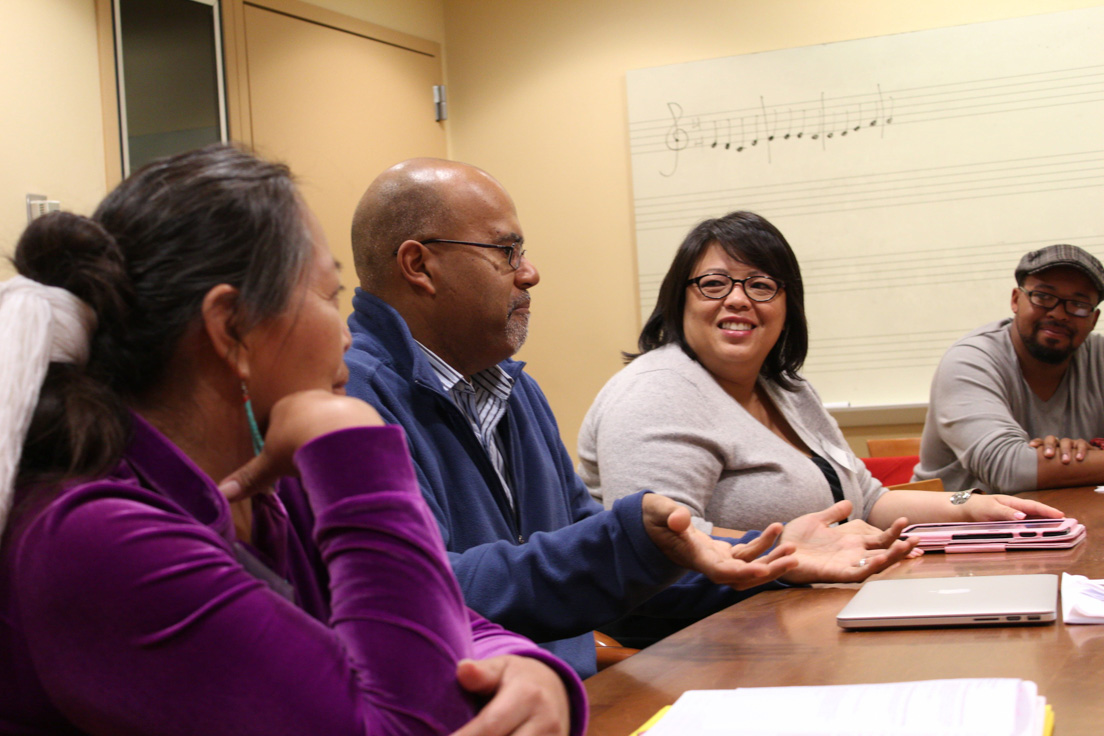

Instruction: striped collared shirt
[416,342,516,508]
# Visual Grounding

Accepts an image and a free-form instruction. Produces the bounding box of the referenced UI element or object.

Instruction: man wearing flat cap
[915,244,1104,493]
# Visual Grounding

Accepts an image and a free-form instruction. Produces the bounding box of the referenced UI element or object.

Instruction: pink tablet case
[903,517,1086,553]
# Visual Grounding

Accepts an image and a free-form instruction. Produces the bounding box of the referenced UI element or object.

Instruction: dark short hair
[634,211,808,391]
[14,143,310,490]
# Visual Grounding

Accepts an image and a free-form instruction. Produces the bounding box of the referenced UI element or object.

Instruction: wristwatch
[949,489,974,505]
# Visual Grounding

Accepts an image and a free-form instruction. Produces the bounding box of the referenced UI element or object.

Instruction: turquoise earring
[241,382,265,456]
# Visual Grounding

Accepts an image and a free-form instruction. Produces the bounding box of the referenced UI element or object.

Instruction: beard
[505,293,531,353]
[1022,320,1077,365]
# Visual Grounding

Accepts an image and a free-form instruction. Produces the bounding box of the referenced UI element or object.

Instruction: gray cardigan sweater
[578,344,886,533]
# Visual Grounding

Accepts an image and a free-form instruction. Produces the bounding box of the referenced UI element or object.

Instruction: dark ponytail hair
[13,144,310,493]
[631,211,809,391]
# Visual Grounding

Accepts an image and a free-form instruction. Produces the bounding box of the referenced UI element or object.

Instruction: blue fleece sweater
[344,290,758,677]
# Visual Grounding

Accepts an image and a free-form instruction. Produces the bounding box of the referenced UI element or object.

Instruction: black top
[809,453,845,505]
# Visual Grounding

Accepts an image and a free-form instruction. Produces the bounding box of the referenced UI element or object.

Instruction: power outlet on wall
[26,194,60,223]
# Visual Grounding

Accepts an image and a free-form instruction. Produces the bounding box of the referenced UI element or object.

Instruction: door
[224,0,447,314]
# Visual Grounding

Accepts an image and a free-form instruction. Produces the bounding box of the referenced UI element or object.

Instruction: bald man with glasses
[915,244,1104,493]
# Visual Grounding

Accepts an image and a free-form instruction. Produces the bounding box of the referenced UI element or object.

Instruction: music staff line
[630,64,1104,128]
[634,162,1104,230]
[643,254,1103,295]
[637,91,1102,168]
[635,150,1102,204]
[630,71,1104,145]
[803,238,1104,280]
[633,80,1102,145]
[808,328,978,372]
[629,65,1104,134]
[805,235,1104,269]
[808,273,1008,297]
[640,156,1104,211]
[807,345,953,370]
[808,261,1060,287]
[639,179,1104,230]
[633,66,1104,173]
[807,341,962,368]
[805,354,942,373]
[636,179,1104,231]
[811,328,980,349]
[636,152,1102,215]
[635,93,1103,159]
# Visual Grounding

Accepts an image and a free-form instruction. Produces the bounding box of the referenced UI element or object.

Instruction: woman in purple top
[0,145,584,736]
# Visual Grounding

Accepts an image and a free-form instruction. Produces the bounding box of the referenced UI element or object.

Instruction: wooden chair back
[595,631,639,671]
[886,478,945,492]
[867,437,922,457]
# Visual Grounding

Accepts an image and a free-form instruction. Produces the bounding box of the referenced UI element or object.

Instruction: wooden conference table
[584,487,1104,736]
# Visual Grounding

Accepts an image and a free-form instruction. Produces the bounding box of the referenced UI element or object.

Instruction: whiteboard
[626,7,1104,408]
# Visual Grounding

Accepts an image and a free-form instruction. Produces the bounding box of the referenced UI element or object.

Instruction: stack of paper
[1062,572,1104,624]
[636,678,1050,736]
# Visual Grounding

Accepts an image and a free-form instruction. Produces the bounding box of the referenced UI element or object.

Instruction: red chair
[861,454,919,487]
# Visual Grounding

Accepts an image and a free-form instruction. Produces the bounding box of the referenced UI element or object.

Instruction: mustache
[508,292,531,314]
[1035,319,1074,337]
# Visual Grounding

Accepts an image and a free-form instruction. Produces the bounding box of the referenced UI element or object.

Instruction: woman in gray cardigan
[579,212,1059,536]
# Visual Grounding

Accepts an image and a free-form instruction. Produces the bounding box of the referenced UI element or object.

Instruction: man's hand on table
[641,493,799,590]
[1030,435,1099,464]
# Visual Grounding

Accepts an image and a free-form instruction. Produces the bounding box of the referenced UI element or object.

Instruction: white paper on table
[642,678,1044,736]
[1061,572,1104,624]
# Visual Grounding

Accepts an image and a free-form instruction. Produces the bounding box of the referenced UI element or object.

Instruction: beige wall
[0,0,107,278]
[442,0,1104,461]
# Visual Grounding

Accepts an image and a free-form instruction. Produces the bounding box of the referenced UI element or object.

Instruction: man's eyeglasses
[1018,287,1097,318]
[687,273,784,302]
[421,238,526,271]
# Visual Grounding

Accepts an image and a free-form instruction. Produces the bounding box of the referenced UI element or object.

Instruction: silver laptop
[837,574,1058,629]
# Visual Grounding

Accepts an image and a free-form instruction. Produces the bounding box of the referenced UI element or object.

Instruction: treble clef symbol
[661,102,688,177]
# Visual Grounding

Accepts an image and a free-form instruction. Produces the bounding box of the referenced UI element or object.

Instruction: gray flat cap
[1015,244,1104,297]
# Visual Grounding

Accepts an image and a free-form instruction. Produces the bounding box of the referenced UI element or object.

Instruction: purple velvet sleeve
[15,425,585,735]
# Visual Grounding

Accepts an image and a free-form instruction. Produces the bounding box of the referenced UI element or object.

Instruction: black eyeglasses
[1018,287,1097,318]
[687,273,784,302]
[420,238,526,270]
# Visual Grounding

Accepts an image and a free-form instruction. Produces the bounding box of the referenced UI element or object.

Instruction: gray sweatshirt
[914,318,1104,493]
